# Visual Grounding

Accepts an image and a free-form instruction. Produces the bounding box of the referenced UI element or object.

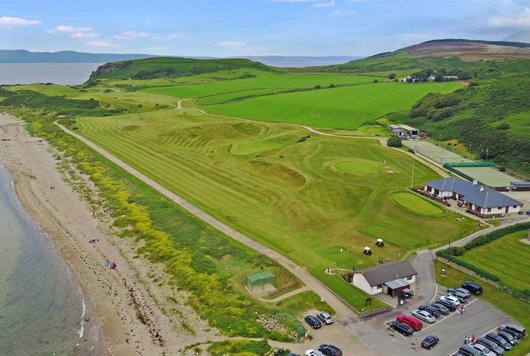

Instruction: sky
[1,0,530,57]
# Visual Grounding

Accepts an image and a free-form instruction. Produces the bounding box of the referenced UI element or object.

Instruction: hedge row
[464,221,530,250]
[436,249,501,282]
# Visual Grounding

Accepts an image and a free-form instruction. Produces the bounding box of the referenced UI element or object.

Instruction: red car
[396,314,423,331]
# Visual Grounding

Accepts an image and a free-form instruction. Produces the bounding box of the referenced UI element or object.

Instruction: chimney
[473,180,478,185]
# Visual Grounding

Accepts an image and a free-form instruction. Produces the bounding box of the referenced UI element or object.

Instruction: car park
[476,337,505,355]
[462,281,483,295]
[486,332,511,351]
[421,335,439,349]
[318,344,342,356]
[498,331,517,346]
[396,314,423,331]
[440,295,461,306]
[436,298,458,311]
[419,304,441,317]
[411,309,435,323]
[389,321,414,336]
[498,323,526,339]
[472,343,496,356]
[304,315,322,329]
[317,311,333,325]
[431,302,451,314]
[457,344,481,356]
[305,350,323,356]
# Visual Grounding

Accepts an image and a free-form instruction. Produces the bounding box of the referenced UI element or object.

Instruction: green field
[391,191,445,217]
[459,230,530,291]
[76,108,475,306]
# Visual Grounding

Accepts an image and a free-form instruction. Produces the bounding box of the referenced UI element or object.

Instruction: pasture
[459,230,530,291]
[76,109,476,304]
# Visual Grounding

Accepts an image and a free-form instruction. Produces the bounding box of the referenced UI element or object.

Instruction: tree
[388,73,396,80]
[387,136,403,147]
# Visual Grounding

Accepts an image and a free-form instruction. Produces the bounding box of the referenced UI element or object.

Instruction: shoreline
[0,113,216,355]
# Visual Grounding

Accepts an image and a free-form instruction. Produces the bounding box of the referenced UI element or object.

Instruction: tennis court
[453,167,516,188]
[403,140,473,165]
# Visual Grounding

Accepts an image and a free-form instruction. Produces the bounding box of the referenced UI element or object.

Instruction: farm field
[459,230,530,291]
[75,108,476,306]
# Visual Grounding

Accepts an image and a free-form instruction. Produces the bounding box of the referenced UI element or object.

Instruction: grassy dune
[76,109,476,304]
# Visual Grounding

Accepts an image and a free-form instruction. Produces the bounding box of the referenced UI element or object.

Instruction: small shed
[247,271,275,291]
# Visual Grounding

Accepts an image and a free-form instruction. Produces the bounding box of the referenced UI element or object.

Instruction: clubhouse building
[349,261,417,297]
[424,177,523,217]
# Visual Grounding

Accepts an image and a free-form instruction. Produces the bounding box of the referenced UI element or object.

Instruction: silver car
[411,309,435,323]
[473,343,496,356]
[440,295,461,306]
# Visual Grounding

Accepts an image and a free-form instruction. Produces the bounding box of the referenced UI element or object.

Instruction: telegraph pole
[411,161,415,188]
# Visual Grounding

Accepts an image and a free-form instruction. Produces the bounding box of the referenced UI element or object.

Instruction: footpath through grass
[434,260,530,356]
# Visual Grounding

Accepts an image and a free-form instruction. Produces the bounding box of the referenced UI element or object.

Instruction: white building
[424,177,523,217]
[351,261,417,297]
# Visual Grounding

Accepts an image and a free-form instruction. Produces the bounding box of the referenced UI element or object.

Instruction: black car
[498,323,527,339]
[476,337,505,355]
[304,315,322,329]
[389,321,414,336]
[318,344,343,356]
[430,303,450,315]
[462,281,483,295]
[419,304,441,317]
[436,298,458,311]
[421,335,439,349]
[486,332,512,351]
[498,331,517,346]
[457,344,481,356]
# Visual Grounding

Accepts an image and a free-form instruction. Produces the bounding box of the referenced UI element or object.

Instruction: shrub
[463,222,530,250]
[387,135,402,147]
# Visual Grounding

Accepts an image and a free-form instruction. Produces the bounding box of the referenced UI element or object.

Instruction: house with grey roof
[351,261,417,297]
[424,177,523,217]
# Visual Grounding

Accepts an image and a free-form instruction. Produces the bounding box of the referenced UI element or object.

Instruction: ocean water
[0,165,98,355]
[0,63,101,85]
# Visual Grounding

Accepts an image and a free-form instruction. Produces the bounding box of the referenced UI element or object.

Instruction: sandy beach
[0,113,220,355]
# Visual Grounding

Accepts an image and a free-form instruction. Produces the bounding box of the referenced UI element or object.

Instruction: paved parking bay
[373,287,515,355]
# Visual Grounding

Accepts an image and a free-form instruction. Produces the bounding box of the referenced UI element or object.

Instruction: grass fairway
[459,230,530,291]
[434,260,530,356]
[204,81,461,129]
[391,191,445,217]
[76,109,476,309]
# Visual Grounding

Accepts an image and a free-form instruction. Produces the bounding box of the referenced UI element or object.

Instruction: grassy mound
[391,191,445,217]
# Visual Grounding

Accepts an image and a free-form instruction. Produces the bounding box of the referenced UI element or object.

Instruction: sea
[0,165,99,355]
[0,63,101,85]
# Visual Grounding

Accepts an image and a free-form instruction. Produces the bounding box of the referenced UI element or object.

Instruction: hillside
[89,57,277,80]
[0,49,152,63]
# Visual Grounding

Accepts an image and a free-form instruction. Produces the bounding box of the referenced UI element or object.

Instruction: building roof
[426,177,523,208]
[399,124,418,132]
[385,278,410,289]
[247,271,274,282]
[357,261,417,287]
[510,182,530,189]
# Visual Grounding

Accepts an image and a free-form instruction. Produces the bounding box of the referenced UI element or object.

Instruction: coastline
[0,113,215,355]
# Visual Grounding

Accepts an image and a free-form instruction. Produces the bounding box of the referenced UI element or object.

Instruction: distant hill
[238,56,359,68]
[90,56,276,80]
[0,49,153,63]
[504,31,530,44]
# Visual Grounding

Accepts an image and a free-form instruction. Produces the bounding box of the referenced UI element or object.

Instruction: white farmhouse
[351,261,417,297]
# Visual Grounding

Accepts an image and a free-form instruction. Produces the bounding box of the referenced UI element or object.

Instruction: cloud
[330,9,357,16]
[85,39,122,48]
[114,31,149,39]
[47,25,91,33]
[218,40,246,50]
[167,33,186,39]
[314,0,335,7]
[69,32,99,40]
[486,7,530,29]
[273,0,316,2]
[0,16,41,26]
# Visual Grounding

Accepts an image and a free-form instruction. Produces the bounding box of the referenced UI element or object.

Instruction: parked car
[288,354,302,356]
[304,315,322,329]
[436,298,458,311]
[440,295,461,306]
[447,289,469,302]
[462,281,483,295]
[476,337,505,355]
[421,335,439,349]
[498,331,518,346]
[457,344,481,356]
[389,321,414,336]
[411,309,435,323]
[317,312,333,325]
[486,332,512,351]
[419,304,441,317]
[305,350,323,356]
[396,314,423,331]
[498,323,527,339]
[430,303,450,315]
[318,344,342,356]
[472,343,496,356]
